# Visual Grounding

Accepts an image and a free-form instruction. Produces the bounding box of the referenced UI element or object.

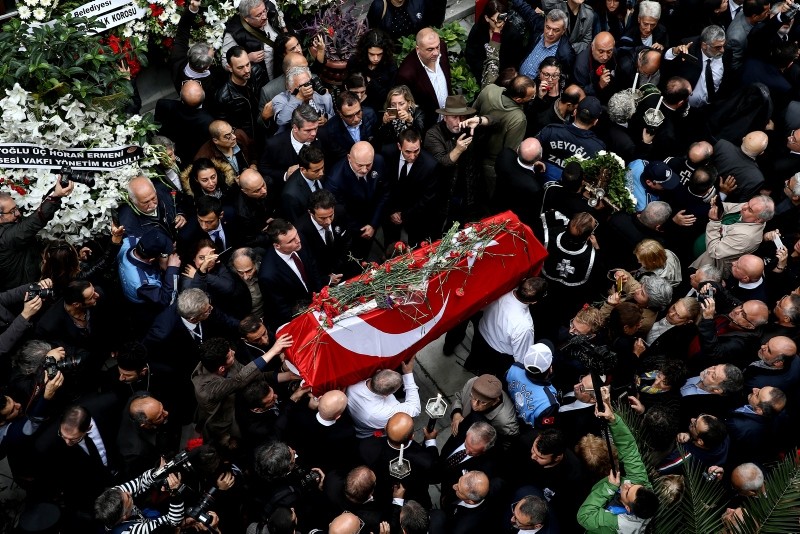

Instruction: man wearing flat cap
[450,374,519,440]
[424,95,495,231]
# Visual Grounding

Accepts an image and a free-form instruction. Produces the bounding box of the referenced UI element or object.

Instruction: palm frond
[733,452,800,533]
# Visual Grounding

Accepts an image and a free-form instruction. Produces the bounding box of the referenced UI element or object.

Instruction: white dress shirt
[275,249,307,290]
[478,290,535,362]
[79,418,108,466]
[420,55,448,110]
[346,373,421,438]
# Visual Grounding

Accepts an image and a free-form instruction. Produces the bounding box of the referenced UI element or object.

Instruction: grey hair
[238,0,264,18]
[94,488,125,528]
[177,288,210,320]
[126,175,155,203]
[701,25,726,45]
[607,92,637,124]
[187,42,214,71]
[292,103,320,128]
[781,294,800,323]
[638,0,661,19]
[466,420,497,450]
[788,173,800,196]
[752,195,775,221]
[546,8,569,32]
[697,264,722,282]
[518,495,548,525]
[254,441,293,480]
[371,369,403,395]
[718,364,743,394]
[462,471,489,501]
[639,201,672,229]
[150,135,175,152]
[733,463,764,491]
[14,340,52,375]
[230,247,261,266]
[285,66,311,91]
[640,275,673,310]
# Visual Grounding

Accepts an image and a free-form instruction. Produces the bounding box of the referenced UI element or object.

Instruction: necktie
[447,448,468,468]
[84,435,104,465]
[324,228,334,247]
[313,180,321,192]
[399,162,409,181]
[705,59,716,102]
[210,230,224,251]
[732,5,740,17]
[291,252,309,286]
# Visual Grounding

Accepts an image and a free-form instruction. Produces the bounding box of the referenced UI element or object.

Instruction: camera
[309,76,328,95]
[187,487,218,528]
[497,12,508,21]
[703,470,721,482]
[51,165,96,188]
[294,465,321,492]
[698,286,715,305]
[25,284,55,302]
[785,2,798,19]
[562,334,618,375]
[152,449,198,488]
[42,352,83,379]
[459,127,473,138]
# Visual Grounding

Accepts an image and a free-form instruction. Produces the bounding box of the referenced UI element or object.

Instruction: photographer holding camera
[0,176,74,291]
[271,66,333,130]
[0,278,52,360]
[95,460,186,534]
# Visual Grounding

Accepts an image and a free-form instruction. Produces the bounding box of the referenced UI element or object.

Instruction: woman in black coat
[347,29,398,113]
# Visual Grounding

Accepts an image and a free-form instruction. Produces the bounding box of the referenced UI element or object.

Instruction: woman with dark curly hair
[347,29,398,112]
[180,158,236,201]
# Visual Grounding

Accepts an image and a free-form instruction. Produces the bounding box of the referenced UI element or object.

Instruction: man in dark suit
[359,413,438,510]
[382,129,438,247]
[433,470,494,534]
[436,421,500,510]
[258,104,323,197]
[229,168,280,249]
[726,254,769,304]
[629,77,693,160]
[326,466,385,534]
[725,385,786,465]
[712,131,768,202]
[117,392,180,479]
[258,218,327,330]
[317,91,378,167]
[664,25,730,110]
[281,144,325,224]
[395,28,452,131]
[494,138,545,228]
[154,80,214,165]
[325,141,389,260]
[765,129,800,190]
[295,189,356,280]
[180,196,239,259]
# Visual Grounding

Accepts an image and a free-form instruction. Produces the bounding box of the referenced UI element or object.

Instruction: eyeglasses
[470,393,491,406]
[220,129,236,141]
[341,108,363,119]
[58,428,86,445]
[510,501,537,528]
[540,71,561,80]
[0,206,20,216]
[577,375,595,394]
[730,307,756,329]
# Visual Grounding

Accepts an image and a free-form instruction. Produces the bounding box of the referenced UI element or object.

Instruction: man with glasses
[690,292,768,371]
[272,66,334,131]
[663,413,729,475]
[221,0,284,89]
[0,176,73,291]
[725,385,787,466]
[195,119,253,176]
[318,91,378,166]
[680,363,744,425]
[510,495,548,533]
[665,25,728,109]
[690,194,774,276]
[743,335,800,392]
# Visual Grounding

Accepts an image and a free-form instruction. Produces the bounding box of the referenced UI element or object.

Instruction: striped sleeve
[127,499,185,534]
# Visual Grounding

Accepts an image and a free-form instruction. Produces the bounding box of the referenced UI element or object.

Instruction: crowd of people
[0,0,799,531]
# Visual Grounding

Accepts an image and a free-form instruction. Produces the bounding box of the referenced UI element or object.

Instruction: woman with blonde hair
[375,85,426,146]
[634,239,682,287]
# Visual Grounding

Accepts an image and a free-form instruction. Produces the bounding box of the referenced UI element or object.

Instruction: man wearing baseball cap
[629,159,680,211]
[450,374,520,439]
[505,341,560,431]
[536,95,607,181]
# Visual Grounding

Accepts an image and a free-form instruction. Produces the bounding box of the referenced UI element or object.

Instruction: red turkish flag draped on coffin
[278,211,548,395]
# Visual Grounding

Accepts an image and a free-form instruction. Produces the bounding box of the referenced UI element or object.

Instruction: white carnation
[17,5,31,18]
[32,7,46,19]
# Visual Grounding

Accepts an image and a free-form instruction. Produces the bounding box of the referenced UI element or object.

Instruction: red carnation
[149,4,164,17]
[456,288,465,297]
[595,65,605,77]
[162,37,174,49]
[420,241,429,247]
[22,177,30,185]
[175,0,185,5]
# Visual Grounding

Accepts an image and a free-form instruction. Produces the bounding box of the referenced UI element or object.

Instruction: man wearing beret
[450,374,519,440]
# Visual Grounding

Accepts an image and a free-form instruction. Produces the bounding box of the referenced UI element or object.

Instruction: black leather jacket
[215,78,259,138]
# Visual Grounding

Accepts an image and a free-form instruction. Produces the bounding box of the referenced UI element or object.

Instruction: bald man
[154,79,214,164]
[494,137,545,226]
[328,511,366,534]
[357,412,438,509]
[230,168,278,248]
[119,176,186,240]
[288,390,359,473]
[712,131,767,202]
[744,336,800,393]
[325,141,388,259]
[118,394,179,478]
[395,27,452,130]
[574,32,618,100]
[193,120,253,173]
[727,254,768,303]
[440,470,493,532]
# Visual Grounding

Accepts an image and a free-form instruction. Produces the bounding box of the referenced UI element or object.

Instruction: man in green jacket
[578,386,659,533]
